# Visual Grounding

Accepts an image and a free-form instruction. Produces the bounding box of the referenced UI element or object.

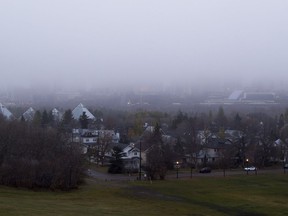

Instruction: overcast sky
[0,0,288,91]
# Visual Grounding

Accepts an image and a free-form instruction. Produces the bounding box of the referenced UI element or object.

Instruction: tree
[79,112,89,129]
[215,106,227,128]
[218,144,234,176]
[278,114,285,131]
[284,108,288,124]
[108,146,124,174]
[145,123,169,180]
[41,110,49,127]
[62,109,73,126]
[233,113,242,130]
[171,111,187,129]
[20,115,26,123]
[174,137,184,159]
[32,110,42,126]
[0,120,84,190]
[97,132,112,165]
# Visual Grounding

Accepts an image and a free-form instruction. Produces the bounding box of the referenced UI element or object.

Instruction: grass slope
[0,174,287,216]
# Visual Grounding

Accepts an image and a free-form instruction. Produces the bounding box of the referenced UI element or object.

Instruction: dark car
[284,164,288,169]
[199,167,211,173]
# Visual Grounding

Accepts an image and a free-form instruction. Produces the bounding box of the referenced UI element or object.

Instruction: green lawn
[0,174,287,216]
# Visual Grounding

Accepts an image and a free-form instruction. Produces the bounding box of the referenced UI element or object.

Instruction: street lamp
[176,161,179,179]
[246,159,249,175]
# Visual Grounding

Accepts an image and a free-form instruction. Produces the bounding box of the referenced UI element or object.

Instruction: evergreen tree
[41,110,49,127]
[62,109,73,125]
[278,114,285,130]
[233,113,242,130]
[215,106,227,127]
[48,110,54,124]
[20,115,26,123]
[79,112,89,129]
[32,110,42,126]
[108,146,124,174]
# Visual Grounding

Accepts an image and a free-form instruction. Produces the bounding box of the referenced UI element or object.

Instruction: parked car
[284,164,288,169]
[244,166,257,171]
[199,167,211,173]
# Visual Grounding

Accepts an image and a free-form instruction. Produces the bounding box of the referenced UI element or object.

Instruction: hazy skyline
[1,1,288,91]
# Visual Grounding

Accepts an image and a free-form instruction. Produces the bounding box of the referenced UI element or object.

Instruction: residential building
[72,103,95,120]
[0,103,13,119]
[22,107,35,121]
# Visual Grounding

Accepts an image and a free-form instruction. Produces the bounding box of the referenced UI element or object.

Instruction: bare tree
[0,120,85,190]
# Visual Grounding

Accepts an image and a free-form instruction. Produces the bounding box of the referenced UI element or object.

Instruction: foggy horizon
[1,1,288,92]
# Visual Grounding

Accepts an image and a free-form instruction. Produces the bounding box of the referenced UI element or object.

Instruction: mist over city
[1,1,288,92]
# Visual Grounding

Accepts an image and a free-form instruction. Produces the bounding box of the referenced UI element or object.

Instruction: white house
[121,143,140,172]
[52,108,62,122]
[105,143,140,172]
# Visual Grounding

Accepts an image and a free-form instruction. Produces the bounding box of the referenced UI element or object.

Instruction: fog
[1,0,288,91]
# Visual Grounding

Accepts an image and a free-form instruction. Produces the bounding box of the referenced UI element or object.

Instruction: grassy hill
[0,173,287,216]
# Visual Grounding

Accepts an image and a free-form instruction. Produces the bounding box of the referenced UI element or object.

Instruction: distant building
[106,143,140,172]
[0,103,13,119]
[243,92,275,101]
[52,108,62,122]
[72,103,95,120]
[228,90,244,101]
[205,90,277,105]
[22,107,35,121]
[72,129,120,145]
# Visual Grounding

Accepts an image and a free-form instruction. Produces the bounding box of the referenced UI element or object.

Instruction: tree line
[0,116,84,190]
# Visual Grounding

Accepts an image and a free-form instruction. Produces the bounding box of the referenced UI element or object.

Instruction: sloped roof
[52,108,62,121]
[228,90,243,100]
[0,103,13,119]
[22,107,35,121]
[72,103,95,120]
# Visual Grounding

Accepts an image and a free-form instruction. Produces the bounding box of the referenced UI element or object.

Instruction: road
[86,168,286,181]
[86,169,138,181]
[169,168,284,178]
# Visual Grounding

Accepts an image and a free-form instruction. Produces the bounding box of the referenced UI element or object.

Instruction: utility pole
[139,139,142,180]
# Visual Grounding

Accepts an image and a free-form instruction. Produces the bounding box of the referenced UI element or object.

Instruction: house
[72,129,120,145]
[272,139,288,163]
[80,130,98,145]
[72,128,121,165]
[72,103,95,120]
[51,108,62,122]
[121,143,140,172]
[196,143,225,165]
[98,130,120,143]
[195,130,238,167]
[72,129,99,145]
[0,103,13,119]
[106,143,140,172]
[22,107,35,121]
